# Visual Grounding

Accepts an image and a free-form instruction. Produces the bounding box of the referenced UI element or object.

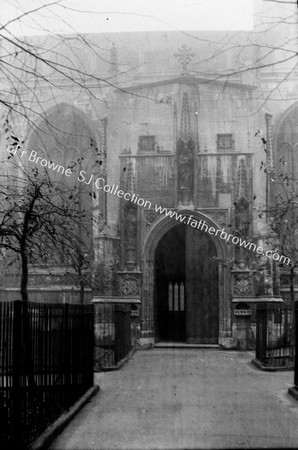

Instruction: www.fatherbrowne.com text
[22,149,291,265]
[154,207,290,265]
[80,173,290,266]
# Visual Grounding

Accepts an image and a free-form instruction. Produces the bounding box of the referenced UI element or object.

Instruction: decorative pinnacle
[174,44,195,76]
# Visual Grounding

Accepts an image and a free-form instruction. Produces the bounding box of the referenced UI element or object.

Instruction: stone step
[154,342,220,349]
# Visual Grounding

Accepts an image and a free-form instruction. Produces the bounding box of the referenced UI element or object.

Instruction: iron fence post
[63,303,71,407]
[256,303,267,364]
[294,301,298,387]
[89,305,95,387]
[115,304,131,364]
[12,300,23,447]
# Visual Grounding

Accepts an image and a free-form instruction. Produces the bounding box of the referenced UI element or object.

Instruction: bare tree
[0,119,94,302]
[0,0,297,303]
[0,0,297,126]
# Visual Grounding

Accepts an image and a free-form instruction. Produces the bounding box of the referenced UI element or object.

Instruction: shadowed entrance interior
[154,223,219,343]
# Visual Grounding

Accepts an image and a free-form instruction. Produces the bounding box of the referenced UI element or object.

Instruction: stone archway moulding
[26,102,101,147]
[273,101,298,150]
[26,102,104,235]
[140,209,231,347]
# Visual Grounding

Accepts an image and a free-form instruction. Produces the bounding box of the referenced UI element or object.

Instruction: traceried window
[271,104,298,205]
[27,103,99,265]
[217,134,234,152]
[276,109,298,179]
[138,135,156,153]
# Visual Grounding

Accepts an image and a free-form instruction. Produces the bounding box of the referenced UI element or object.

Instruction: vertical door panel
[185,227,219,343]
[155,225,186,341]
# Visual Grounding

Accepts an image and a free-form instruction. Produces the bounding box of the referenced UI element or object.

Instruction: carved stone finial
[236,158,249,201]
[174,44,195,76]
[179,92,192,141]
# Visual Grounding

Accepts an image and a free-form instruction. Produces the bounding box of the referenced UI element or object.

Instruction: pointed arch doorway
[154,223,219,343]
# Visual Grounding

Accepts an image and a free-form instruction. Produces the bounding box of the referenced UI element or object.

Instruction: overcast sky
[2,0,254,36]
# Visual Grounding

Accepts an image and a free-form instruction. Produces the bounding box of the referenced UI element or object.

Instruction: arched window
[27,104,99,265]
[276,106,298,181]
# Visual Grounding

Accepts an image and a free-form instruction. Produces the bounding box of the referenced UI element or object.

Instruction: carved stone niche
[177,138,195,206]
[123,201,138,270]
[232,271,255,297]
[144,210,159,234]
[201,209,228,229]
[117,272,142,297]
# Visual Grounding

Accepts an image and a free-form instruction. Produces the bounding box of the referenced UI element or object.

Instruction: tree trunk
[80,281,85,304]
[19,249,35,386]
[20,249,28,302]
[78,264,85,304]
[290,265,295,306]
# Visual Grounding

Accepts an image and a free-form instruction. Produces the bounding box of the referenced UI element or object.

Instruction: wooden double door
[154,223,219,343]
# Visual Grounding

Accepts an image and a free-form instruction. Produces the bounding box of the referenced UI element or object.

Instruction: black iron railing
[94,303,131,370]
[294,301,298,386]
[255,303,295,369]
[0,300,94,449]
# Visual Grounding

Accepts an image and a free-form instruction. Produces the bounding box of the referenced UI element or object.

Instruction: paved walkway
[49,349,298,449]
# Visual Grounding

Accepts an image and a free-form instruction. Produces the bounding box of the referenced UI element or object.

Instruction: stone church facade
[105,66,258,348]
[1,1,298,348]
